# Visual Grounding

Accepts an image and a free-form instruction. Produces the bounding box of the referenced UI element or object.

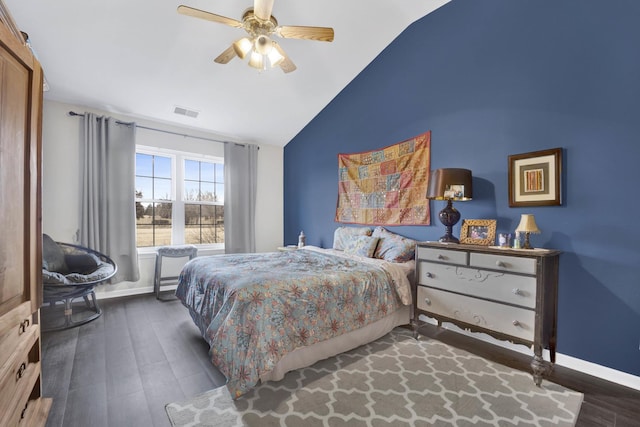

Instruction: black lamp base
[438,200,461,243]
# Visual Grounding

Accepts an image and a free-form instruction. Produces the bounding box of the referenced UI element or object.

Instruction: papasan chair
[41,234,117,331]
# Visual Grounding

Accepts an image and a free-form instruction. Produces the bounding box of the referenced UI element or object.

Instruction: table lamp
[426,168,473,243]
[515,214,540,249]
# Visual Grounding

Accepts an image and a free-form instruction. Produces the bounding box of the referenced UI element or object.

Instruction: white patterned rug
[166,329,583,427]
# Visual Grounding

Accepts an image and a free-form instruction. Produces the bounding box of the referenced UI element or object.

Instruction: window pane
[184,225,200,245]
[184,159,199,181]
[200,182,215,202]
[154,177,172,200]
[201,205,215,224]
[201,162,215,182]
[155,156,172,179]
[215,183,224,203]
[136,153,153,176]
[136,224,154,247]
[184,204,200,225]
[215,164,224,183]
[154,202,172,223]
[184,181,199,201]
[136,177,153,199]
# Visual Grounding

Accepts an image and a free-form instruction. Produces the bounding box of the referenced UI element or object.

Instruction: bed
[175,226,416,398]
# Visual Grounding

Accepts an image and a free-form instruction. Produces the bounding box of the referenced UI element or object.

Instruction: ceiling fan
[177,0,334,73]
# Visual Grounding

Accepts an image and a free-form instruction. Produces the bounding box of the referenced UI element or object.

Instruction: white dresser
[413,242,560,385]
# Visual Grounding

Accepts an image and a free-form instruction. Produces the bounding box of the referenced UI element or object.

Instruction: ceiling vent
[173,106,199,119]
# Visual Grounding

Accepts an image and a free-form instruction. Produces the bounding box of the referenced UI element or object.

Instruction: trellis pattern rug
[166,329,582,427]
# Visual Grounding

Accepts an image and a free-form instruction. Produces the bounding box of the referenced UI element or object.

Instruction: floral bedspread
[175,246,412,398]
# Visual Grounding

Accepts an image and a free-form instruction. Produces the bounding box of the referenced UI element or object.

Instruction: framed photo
[460,219,497,246]
[509,148,562,207]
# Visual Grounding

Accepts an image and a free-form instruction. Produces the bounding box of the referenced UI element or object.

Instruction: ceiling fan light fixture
[254,35,273,55]
[233,37,253,59]
[267,44,284,67]
[248,50,265,70]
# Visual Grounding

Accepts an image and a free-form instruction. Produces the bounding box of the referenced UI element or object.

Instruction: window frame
[136,145,224,253]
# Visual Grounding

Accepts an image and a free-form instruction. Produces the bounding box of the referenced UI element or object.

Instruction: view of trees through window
[135,151,224,248]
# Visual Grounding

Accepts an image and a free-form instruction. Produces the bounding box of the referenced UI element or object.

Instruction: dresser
[1,2,51,425]
[413,241,560,385]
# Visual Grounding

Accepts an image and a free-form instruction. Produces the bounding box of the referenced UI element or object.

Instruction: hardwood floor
[40,294,640,427]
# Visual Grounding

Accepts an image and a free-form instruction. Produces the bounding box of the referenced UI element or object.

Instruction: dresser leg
[531,354,547,386]
[411,319,419,339]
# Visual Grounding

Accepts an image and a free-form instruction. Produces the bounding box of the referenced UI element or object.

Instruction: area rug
[166,329,583,427]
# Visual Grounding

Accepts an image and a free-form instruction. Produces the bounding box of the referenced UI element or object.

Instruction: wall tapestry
[335,131,431,226]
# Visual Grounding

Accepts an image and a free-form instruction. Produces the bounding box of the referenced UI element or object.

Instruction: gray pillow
[42,234,68,273]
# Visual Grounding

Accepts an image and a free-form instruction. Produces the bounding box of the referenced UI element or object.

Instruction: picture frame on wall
[508,147,562,207]
[460,219,497,246]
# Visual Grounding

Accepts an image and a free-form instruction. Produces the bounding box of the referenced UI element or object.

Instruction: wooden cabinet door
[0,27,42,317]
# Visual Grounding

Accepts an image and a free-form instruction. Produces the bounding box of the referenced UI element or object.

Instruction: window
[135,147,224,249]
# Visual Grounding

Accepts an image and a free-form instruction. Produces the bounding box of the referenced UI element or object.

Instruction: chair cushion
[42,234,68,273]
[65,253,101,275]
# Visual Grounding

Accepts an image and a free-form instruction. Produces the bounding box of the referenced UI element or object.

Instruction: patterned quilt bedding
[175,246,413,398]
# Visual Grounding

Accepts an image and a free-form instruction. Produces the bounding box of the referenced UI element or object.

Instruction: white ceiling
[6,0,449,147]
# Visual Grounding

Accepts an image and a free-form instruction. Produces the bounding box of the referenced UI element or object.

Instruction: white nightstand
[277,245,298,251]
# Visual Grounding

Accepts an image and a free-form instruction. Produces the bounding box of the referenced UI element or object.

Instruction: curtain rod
[67,111,244,146]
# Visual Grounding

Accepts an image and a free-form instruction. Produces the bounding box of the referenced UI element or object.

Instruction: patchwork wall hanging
[336,131,431,226]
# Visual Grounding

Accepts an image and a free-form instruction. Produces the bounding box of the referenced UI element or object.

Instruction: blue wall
[283,0,640,377]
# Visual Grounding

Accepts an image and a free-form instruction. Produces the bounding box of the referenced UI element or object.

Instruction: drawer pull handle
[424,298,432,306]
[512,288,522,296]
[425,272,434,279]
[16,362,27,380]
[512,320,521,327]
[496,260,506,267]
[19,319,30,335]
[437,254,446,260]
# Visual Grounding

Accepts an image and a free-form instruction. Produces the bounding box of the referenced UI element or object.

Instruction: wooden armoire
[0,1,51,425]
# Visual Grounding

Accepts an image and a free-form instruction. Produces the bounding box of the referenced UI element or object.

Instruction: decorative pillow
[42,234,68,273]
[333,226,372,250]
[372,226,417,263]
[343,236,380,258]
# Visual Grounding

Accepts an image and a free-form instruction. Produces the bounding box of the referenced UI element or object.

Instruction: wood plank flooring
[40,294,640,427]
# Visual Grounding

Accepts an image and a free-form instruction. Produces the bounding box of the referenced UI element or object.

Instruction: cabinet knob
[18,319,30,335]
[425,272,434,279]
[437,254,446,260]
[16,362,27,380]
[512,320,521,327]
[496,260,506,267]
[512,288,522,295]
[424,298,432,306]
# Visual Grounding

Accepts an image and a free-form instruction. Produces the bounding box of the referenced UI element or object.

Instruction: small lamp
[515,214,540,249]
[426,168,473,243]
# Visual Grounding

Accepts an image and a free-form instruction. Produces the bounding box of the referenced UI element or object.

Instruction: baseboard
[419,315,640,392]
[94,284,178,300]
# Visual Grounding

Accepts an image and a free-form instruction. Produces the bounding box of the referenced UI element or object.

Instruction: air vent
[173,106,199,119]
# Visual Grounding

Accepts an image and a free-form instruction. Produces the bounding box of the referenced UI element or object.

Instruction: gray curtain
[80,113,140,282]
[224,142,258,253]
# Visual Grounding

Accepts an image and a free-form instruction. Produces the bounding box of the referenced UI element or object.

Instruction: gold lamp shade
[426,168,473,243]
[515,214,540,249]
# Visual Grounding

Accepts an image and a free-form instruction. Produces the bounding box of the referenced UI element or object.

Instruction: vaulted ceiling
[6,0,450,146]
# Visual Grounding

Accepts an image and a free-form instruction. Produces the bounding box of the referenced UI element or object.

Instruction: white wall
[41,100,284,298]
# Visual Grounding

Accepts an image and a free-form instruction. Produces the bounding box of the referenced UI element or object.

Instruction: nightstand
[277,246,298,251]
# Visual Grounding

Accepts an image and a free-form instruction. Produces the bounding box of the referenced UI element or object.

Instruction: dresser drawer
[417,286,535,342]
[417,246,467,265]
[418,262,537,308]
[470,253,537,275]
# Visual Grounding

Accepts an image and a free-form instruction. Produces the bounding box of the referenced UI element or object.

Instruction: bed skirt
[259,304,411,383]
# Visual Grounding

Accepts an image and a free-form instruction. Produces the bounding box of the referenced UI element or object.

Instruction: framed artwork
[509,148,562,207]
[460,219,497,246]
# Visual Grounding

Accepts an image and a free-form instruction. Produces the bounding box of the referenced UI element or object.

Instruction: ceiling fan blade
[274,44,296,73]
[253,0,275,21]
[177,5,243,28]
[277,25,334,42]
[214,45,237,64]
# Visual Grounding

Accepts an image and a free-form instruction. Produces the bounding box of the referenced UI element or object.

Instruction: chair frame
[42,242,117,331]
